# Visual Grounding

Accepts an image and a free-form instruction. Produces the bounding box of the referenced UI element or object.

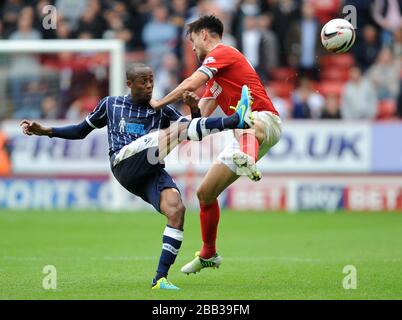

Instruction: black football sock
[186,114,240,141]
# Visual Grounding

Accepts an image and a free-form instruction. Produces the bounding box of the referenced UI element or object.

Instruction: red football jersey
[198,43,279,116]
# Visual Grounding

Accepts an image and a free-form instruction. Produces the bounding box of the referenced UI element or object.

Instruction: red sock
[239,133,259,162]
[199,200,220,259]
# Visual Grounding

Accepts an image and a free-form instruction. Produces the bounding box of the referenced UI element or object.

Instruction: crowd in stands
[0,0,401,121]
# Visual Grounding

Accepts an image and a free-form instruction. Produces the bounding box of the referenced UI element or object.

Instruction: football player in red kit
[151,15,282,274]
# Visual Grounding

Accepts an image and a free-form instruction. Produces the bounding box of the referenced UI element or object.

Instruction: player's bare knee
[196,186,217,204]
[166,201,185,229]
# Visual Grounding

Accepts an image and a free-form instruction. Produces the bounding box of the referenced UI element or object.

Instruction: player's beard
[195,47,207,61]
[197,52,206,62]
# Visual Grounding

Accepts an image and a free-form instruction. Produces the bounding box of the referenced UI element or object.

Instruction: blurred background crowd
[0,0,401,121]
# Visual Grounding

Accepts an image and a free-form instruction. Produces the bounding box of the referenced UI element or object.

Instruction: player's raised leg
[152,188,185,290]
[156,99,254,160]
[181,162,239,274]
[232,85,265,182]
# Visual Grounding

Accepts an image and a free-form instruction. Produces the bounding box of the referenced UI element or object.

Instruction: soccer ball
[321,18,356,53]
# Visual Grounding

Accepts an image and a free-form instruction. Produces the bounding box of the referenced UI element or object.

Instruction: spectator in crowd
[34,0,56,39]
[217,8,237,48]
[286,1,323,79]
[40,96,59,119]
[55,0,88,31]
[344,0,376,30]
[270,0,300,66]
[257,14,280,75]
[367,47,400,102]
[75,0,106,39]
[153,53,180,100]
[65,83,100,121]
[265,85,289,120]
[0,21,3,40]
[169,0,190,59]
[215,0,237,14]
[2,0,23,38]
[0,0,396,122]
[102,3,133,50]
[239,14,279,81]
[320,94,341,119]
[292,77,325,119]
[142,5,178,71]
[55,19,73,39]
[231,0,261,46]
[392,27,402,58]
[307,0,342,25]
[341,66,378,120]
[9,6,43,119]
[352,24,382,72]
[372,0,402,46]
[170,0,190,28]
[240,15,261,70]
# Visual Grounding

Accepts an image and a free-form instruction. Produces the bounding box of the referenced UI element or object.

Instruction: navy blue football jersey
[85,95,186,157]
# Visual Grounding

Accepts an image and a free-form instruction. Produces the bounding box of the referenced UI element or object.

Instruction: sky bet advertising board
[1,120,401,211]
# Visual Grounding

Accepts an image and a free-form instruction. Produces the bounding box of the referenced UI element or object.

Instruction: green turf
[0,210,402,300]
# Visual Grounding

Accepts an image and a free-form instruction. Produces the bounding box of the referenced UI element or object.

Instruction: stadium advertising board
[2,121,401,174]
[225,177,287,210]
[2,121,109,175]
[292,178,402,212]
[295,183,345,211]
[371,123,402,173]
[0,176,400,211]
[0,178,149,210]
[345,184,402,211]
[261,121,372,173]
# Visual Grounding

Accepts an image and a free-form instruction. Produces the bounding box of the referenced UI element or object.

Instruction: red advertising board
[345,184,402,211]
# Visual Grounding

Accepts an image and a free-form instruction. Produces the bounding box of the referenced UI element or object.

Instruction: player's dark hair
[187,15,224,38]
[126,63,150,81]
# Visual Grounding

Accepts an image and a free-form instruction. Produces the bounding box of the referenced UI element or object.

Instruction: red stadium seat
[320,54,355,69]
[316,81,345,97]
[320,67,350,82]
[270,67,298,83]
[377,100,397,119]
[267,81,295,99]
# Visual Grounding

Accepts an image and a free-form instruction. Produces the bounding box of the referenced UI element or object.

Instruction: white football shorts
[217,111,282,173]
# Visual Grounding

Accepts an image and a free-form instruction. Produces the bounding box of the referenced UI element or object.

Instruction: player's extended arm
[20,119,94,139]
[151,71,209,110]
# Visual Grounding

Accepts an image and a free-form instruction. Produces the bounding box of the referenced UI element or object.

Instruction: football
[321,18,356,53]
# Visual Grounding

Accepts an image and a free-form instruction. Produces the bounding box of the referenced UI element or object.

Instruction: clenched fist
[20,120,51,136]
[183,90,200,110]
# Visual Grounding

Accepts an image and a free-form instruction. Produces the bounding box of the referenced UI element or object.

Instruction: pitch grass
[0,210,402,300]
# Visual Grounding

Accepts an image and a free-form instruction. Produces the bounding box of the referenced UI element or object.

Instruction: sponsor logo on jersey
[118,118,126,133]
[210,81,222,98]
[203,56,216,65]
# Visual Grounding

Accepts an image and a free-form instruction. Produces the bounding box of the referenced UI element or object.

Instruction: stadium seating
[320,67,350,82]
[319,53,355,69]
[316,81,345,97]
[377,100,397,120]
[270,67,298,83]
[268,81,295,99]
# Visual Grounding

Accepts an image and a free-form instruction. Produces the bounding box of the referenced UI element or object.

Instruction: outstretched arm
[151,71,209,110]
[20,119,94,140]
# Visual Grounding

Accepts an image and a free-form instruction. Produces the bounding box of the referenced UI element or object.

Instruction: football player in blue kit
[20,63,253,290]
